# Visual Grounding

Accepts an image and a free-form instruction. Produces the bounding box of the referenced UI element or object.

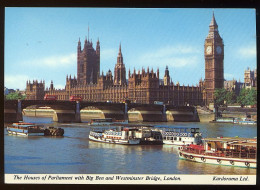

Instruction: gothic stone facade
[26,14,223,106]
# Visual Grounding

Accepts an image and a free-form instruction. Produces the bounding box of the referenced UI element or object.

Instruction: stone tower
[25,80,45,100]
[204,12,224,105]
[244,67,257,89]
[114,43,127,86]
[77,32,100,85]
[164,66,170,86]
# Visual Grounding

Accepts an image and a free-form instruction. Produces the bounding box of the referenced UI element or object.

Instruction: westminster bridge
[4,100,200,123]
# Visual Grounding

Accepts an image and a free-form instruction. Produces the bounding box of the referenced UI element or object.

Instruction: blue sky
[5,8,256,90]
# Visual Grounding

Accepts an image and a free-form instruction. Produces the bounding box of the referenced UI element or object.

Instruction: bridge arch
[80,105,125,122]
[128,107,164,122]
[22,105,76,123]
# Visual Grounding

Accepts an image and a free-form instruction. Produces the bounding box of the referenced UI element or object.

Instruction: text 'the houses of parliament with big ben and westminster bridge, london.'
[25,13,224,106]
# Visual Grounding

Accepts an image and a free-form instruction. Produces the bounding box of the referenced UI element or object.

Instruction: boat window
[179,138,182,141]
[174,137,177,141]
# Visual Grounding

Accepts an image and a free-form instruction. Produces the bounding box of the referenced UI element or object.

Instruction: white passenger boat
[234,118,257,125]
[7,122,45,136]
[178,137,257,168]
[89,126,163,145]
[159,127,202,146]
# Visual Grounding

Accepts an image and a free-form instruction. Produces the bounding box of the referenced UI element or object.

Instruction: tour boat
[89,126,163,145]
[178,137,257,168]
[158,127,202,146]
[234,118,257,125]
[7,122,45,136]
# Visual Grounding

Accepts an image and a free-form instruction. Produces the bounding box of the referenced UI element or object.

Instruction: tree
[237,88,257,106]
[5,92,26,100]
[245,88,257,106]
[237,88,247,106]
[214,88,227,106]
[225,91,237,105]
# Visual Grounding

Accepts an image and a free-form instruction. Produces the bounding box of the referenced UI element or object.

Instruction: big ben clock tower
[204,12,224,105]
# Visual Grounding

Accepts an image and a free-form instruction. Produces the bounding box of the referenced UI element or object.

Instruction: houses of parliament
[25,13,224,106]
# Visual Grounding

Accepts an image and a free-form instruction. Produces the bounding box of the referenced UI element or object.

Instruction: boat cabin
[203,137,257,159]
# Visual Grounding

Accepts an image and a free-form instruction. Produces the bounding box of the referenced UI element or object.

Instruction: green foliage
[225,91,237,105]
[215,88,257,107]
[214,88,227,106]
[5,92,26,100]
[237,88,257,106]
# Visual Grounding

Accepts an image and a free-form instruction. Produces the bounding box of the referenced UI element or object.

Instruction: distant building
[25,13,224,106]
[224,79,243,96]
[244,67,257,89]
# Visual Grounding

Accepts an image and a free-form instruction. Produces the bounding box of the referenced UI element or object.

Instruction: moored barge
[178,137,257,168]
[7,122,64,137]
[7,123,45,136]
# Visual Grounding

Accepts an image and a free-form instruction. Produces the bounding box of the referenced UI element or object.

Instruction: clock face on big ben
[216,46,222,54]
[206,46,212,54]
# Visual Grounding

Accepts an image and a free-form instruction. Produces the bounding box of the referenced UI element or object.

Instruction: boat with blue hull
[7,123,45,136]
[7,122,64,136]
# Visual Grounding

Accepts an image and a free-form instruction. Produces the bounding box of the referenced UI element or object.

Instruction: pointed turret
[96,38,100,54]
[78,38,81,51]
[117,43,123,65]
[50,80,54,90]
[209,11,218,27]
[128,69,131,78]
[207,11,221,39]
[164,66,170,86]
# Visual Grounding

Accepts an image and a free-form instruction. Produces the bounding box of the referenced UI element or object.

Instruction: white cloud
[136,45,200,68]
[22,53,76,68]
[238,45,256,58]
[5,74,30,90]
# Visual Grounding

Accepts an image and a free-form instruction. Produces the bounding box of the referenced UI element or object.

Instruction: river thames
[4,117,257,175]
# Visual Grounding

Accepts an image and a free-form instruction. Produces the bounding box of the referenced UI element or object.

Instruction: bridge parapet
[80,101,125,110]
[21,100,76,110]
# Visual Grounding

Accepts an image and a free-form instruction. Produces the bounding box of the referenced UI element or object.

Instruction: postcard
[4,7,257,185]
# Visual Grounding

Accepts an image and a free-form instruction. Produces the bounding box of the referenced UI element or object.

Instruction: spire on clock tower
[210,11,217,27]
[207,12,222,40]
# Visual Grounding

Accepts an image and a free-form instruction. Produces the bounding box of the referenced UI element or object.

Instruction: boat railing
[182,148,257,159]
